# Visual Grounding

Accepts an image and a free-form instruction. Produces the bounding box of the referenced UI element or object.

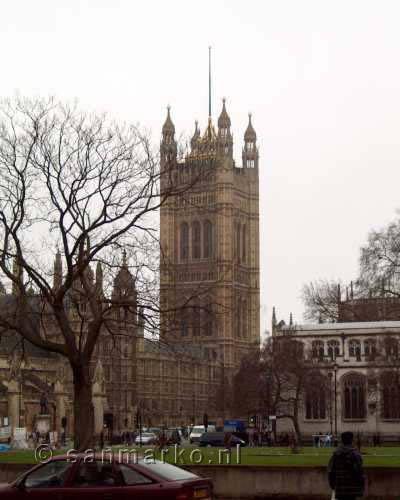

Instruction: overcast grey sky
[1,0,400,335]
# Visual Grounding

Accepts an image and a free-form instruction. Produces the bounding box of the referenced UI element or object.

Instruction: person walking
[328,431,365,500]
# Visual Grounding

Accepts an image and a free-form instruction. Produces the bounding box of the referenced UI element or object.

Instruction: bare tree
[301,279,343,323]
[233,336,325,443]
[0,96,195,450]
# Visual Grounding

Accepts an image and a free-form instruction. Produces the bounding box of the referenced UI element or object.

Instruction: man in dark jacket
[328,431,365,500]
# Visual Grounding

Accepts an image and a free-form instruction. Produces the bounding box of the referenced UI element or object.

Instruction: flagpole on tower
[208,46,212,118]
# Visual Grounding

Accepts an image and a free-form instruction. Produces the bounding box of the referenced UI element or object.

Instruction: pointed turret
[162,105,175,137]
[95,261,103,298]
[272,306,277,326]
[190,121,201,152]
[53,248,62,290]
[160,106,177,168]
[112,249,137,322]
[217,98,233,157]
[289,312,293,327]
[242,113,259,168]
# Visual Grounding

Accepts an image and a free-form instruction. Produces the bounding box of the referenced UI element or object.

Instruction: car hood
[0,483,14,491]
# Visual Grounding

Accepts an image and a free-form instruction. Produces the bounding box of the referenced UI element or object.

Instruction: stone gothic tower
[160,100,260,371]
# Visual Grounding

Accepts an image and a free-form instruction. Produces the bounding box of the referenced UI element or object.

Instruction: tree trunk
[73,364,94,451]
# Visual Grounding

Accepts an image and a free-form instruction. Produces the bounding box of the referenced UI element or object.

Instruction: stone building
[273,314,400,439]
[0,103,260,438]
[160,101,260,371]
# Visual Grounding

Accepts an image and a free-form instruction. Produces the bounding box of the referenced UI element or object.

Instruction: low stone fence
[0,463,399,499]
[186,465,400,500]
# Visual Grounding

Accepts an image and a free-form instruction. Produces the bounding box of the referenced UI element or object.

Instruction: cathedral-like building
[0,101,260,439]
[160,101,260,371]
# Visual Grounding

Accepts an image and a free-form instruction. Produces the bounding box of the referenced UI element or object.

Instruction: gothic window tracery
[305,389,326,420]
[364,339,376,357]
[312,340,325,359]
[180,222,189,261]
[203,220,213,259]
[242,299,248,337]
[193,305,201,337]
[192,221,201,259]
[327,340,340,360]
[382,372,400,419]
[236,222,241,263]
[349,340,361,358]
[242,225,247,263]
[343,373,366,420]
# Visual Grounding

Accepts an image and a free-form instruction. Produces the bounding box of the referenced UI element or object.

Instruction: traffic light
[249,415,256,426]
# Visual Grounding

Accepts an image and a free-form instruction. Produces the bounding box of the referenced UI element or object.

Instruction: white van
[189,425,216,444]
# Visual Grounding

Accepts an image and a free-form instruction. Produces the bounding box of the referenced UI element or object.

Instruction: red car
[0,454,213,499]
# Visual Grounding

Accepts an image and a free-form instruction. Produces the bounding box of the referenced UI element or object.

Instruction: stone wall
[0,463,399,499]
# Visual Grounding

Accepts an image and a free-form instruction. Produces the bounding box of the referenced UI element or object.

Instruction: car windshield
[139,433,155,438]
[191,427,204,433]
[138,460,198,481]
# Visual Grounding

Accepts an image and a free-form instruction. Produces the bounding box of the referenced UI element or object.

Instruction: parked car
[165,428,182,445]
[134,432,158,446]
[189,425,216,444]
[0,454,213,499]
[199,431,246,447]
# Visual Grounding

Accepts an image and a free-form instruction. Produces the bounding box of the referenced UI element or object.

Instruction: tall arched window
[242,225,247,263]
[192,221,201,259]
[327,340,340,360]
[364,339,376,358]
[384,337,399,359]
[204,300,213,336]
[192,305,201,337]
[180,316,188,337]
[305,388,326,420]
[180,222,189,261]
[349,340,361,358]
[312,340,325,359]
[203,220,213,259]
[382,372,400,419]
[343,373,366,419]
[242,300,248,338]
[236,222,241,263]
[236,296,242,337]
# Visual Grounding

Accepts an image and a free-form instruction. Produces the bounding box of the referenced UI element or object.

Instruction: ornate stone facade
[160,101,260,371]
[273,317,400,439]
[0,104,260,436]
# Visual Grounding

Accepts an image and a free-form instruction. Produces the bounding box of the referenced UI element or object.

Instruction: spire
[53,248,62,290]
[272,306,277,326]
[190,121,201,151]
[217,98,233,157]
[95,261,103,297]
[161,106,177,168]
[218,98,231,130]
[242,113,259,168]
[337,284,341,304]
[289,312,293,326]
[350,281,354,299]
[162,105,175,136]
[244,113,257,142]
[122,249,128,268]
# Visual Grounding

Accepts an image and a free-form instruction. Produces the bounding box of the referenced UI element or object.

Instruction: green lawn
[1,446,400,467]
